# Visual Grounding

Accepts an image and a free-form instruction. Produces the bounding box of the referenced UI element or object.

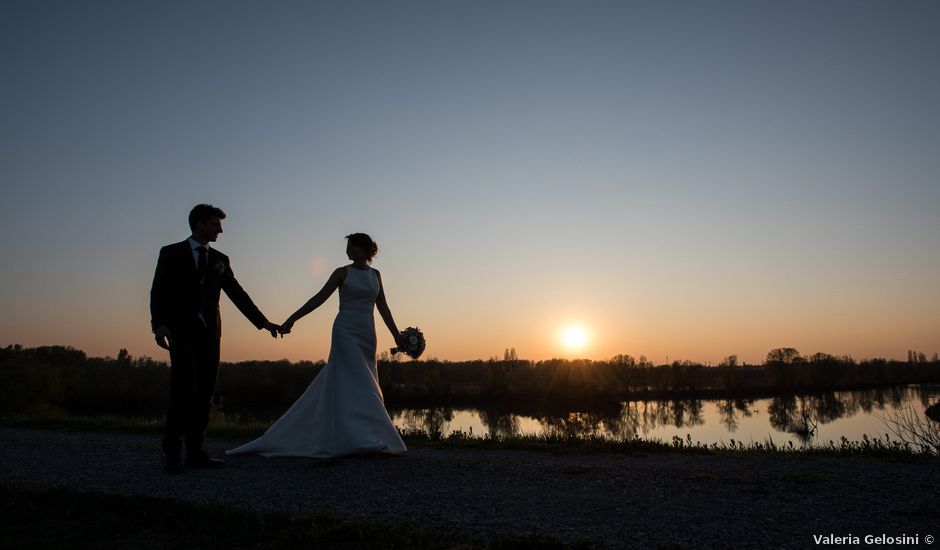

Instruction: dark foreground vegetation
[3,414,936,460]
[1,344,937,419]
[0,481,586,549]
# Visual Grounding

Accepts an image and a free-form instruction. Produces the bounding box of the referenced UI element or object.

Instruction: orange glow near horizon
[1,250,938,366]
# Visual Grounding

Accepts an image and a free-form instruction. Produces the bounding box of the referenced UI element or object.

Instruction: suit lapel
[202,247,225,287]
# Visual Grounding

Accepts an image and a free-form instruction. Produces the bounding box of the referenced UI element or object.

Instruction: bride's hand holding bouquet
[391,327,426,359]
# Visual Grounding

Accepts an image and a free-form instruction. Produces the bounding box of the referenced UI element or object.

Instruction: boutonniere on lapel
[212,261,228,278]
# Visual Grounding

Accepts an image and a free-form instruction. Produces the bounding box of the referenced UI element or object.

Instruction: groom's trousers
[163,323,221,454]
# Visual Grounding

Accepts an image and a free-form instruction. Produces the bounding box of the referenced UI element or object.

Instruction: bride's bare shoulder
[331,266,348,283]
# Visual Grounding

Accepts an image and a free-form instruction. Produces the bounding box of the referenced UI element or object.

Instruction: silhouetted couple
[150,204,408,474]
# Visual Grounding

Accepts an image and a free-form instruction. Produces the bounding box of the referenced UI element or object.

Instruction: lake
[388,384,940,447]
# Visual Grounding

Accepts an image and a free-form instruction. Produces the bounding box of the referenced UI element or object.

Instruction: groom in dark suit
[150,204,279,473]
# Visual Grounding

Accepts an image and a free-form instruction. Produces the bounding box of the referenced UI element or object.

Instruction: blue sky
[1,1,938,363]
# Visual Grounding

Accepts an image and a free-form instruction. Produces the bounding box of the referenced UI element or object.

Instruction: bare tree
[878,403,940,456]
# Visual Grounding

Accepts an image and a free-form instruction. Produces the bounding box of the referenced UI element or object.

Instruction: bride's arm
[281,267,345,333]
[374,270,403,345]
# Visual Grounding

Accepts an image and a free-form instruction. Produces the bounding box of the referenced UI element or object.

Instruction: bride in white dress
[226,233,408,458]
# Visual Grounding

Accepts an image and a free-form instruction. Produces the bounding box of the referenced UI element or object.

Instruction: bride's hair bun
[345,233,378,262]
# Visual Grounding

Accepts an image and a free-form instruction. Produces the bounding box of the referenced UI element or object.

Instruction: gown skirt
[226,267,407,458]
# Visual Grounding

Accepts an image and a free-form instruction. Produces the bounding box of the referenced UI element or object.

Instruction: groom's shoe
[162,449,184,474]
[185,449,225,469]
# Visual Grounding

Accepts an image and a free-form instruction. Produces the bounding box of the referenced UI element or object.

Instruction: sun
[561,324,589,351]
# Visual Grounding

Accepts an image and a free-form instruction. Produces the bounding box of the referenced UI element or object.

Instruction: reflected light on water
[390,385,939,447]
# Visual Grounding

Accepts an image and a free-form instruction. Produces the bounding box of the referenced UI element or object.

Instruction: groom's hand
[154,326,172,350]
[263,321,280,338]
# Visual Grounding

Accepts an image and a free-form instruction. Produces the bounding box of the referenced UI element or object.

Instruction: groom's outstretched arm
[218,258,278,337]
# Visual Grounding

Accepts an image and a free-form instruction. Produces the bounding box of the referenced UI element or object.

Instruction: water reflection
[768,395,819,443]
[395,407,456,435]
[717,399,756,432]
[479,408,520,438]
[387,385,939,446]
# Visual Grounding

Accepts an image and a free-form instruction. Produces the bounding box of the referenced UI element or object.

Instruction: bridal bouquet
[391,327,426,359]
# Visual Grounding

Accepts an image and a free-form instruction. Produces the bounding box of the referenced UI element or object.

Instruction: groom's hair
[189,204,227,230]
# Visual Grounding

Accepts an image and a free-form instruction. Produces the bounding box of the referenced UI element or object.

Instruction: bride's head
[345,233,378,264]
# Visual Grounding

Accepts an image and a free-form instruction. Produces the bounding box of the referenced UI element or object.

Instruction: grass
[0,481,593,549]
[402,428,939,461]
[1,413,937,461]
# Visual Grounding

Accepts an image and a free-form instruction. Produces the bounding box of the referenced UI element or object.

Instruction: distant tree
[503,348,518,362]
[719,355,739,368]
[378,350,401,363]
[117,348,131,365]
[932,353,939,363]
[610,354,637,367]
[765,348,802,365]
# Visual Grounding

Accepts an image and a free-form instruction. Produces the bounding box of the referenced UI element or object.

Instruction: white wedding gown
[226,266,407,458]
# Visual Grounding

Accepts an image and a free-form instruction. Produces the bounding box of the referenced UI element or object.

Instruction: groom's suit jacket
[150,240,268,339]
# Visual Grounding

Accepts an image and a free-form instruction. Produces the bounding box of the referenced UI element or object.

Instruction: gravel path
[1,428,937,549]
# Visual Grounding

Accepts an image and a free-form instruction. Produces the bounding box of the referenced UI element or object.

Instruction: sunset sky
[1,1,938,364]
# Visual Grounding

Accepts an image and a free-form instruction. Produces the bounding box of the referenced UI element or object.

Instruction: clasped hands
[262,321,295,338]
[269,320,293,338]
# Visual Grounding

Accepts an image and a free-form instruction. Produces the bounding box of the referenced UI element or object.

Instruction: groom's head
[189,204,226,243]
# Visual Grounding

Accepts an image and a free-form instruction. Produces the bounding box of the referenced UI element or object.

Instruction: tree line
[1,344,937,418]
